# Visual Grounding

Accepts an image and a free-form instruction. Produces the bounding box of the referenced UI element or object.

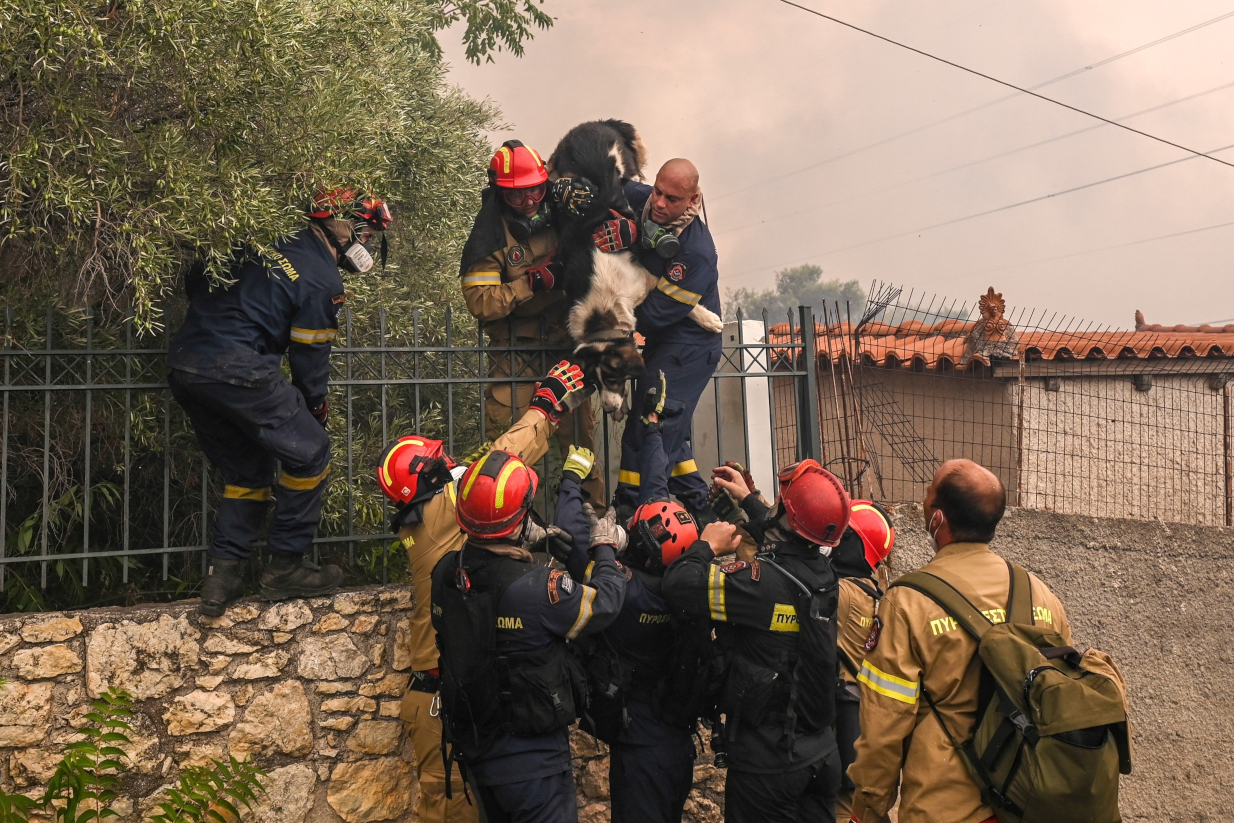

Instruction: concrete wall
[1019,374,1226,525]
[886,504,1234,822]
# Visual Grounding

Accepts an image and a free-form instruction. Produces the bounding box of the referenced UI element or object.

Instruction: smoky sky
[441,0,1234,328]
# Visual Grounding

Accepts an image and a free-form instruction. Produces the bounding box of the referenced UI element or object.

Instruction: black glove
[550,176,596,217]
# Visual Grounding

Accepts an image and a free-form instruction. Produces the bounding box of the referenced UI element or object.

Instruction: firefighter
[552,373,721,823]
[459,140,622,505]
[167,189,392,616]
[829,501,895,823]
[662,459,850,823]
[376,360,588,823]
[615,158,722,522]
[846,460,1072,823]
[430,449,627,823]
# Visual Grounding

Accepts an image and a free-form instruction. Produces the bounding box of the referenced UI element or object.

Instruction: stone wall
[0,587,727,823]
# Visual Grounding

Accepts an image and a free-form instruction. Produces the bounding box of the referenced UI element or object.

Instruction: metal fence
[795,283,1234,527]
[0,305,819,610]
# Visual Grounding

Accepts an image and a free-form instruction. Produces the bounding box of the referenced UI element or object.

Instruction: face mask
[319,218,381,274]
[926,510,944,552]
[641,219,681,259]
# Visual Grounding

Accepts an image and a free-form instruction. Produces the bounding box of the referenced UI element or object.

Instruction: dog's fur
[549,120,723,418]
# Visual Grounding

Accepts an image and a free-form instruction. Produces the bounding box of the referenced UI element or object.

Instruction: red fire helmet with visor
[777,459,851,547]
[847,499,895,569]
[454,450,539,540]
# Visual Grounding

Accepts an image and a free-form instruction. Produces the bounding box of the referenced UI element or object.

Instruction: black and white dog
[548,119,721,418]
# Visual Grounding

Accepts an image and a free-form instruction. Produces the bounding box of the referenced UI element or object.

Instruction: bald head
[924,459,1006,547]
[649,158,701,224]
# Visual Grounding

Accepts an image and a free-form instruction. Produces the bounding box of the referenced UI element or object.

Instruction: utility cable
[713,2,1234,202]
[716,79,1234,241]
[722,142,1234,280]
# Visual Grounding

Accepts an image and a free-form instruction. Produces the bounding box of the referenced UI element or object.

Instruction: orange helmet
[777,459,851,547]
[455,450,539,539]
[626,498,698,573]
[376,436,457,509]
[848,500,895,569]
[307,188,393,230]
[488,140,549,189]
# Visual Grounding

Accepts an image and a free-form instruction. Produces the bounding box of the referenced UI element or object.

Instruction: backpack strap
[1005,560,1033,625]
[891,571,993,640]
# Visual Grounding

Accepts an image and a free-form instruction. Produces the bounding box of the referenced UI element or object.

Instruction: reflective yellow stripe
[566,586,596,639]
[461,452,490,501]
[223,485,272,502]
[462,272,503,288]
[498,146,513,174]
[618,470,640,486]
[708,564,727,621]
[493,460,520,509]
[446,482,457,505]
[671,460,699,477]
[584,561,595,584]
[289,327,338,345]
[657,279,701,306]
[528,147,544,168]
[852,503,891,550]
[278,466,331,490]
[857,661,920,705]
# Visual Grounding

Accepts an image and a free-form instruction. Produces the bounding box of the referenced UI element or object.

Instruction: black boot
[200,558,246,617]
[260,553,343,601]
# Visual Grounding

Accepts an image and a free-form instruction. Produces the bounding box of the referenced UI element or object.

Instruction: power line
[712,7,1234,202]
[717,79,1234,239]
[981,220,1234,275]
[721,142,1234,281]
[715,1,1234,202]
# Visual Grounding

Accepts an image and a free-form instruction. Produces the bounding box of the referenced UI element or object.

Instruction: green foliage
[0,0,549,327]
[41,689,134,823]
[726,265,866,323]
[0,688,264,823]
[149,758,265,823]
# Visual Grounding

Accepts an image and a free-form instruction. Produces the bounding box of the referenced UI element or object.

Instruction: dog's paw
[690,305,725,334]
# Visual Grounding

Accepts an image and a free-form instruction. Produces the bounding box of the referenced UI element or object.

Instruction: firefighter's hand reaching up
[711,465,752,502]
[584,503,627,553]
[700,521,741,556]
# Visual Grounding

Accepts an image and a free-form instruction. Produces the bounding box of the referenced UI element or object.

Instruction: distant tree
[726,265,865,323]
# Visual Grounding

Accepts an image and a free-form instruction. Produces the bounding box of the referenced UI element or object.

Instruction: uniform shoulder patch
[547,569,574,604]
[667,262,687,282]
[508,245,526,265]
[864,616,883,652]
[332,293,347,305]
[721,560,748,575]
[750,559,761,581]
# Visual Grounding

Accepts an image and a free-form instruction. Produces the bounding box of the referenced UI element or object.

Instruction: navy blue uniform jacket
[556,475,690,747]
[167,228,344,407]
[457,540,627,785]
[624,181,723,348]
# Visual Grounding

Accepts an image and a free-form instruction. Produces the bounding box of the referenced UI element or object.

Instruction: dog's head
[574,336,646,421]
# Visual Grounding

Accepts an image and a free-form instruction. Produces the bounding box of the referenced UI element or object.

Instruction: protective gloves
[550,176,597,217]
[529,360,587,425]
[562,446,595,483]
[310,399,329,428]
[525,254,563,292]
[584,503,627,552]
[592,210,638,253]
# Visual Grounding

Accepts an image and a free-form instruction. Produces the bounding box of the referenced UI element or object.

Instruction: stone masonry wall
[0,587,727,823]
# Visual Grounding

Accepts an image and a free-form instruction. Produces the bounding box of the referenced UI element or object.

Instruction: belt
[409,669,441,694]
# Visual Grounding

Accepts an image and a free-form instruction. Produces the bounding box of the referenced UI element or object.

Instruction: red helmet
[848,500,895,568]
[627,498,698,572]
[308,188,393,230]
[777,459,851,547]
[455,450,538,539]
[377,436,457,508]
[488,140,549,189]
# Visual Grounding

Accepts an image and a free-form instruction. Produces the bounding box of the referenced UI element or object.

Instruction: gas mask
[321,219,386,274]
[641,219,681,259]
[506,202,553,244]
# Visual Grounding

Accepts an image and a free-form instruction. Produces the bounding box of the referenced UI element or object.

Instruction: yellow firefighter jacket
[836,577,881,687]
[848,542,1072,823]
[461,219,569,346]
[399,409,556,672]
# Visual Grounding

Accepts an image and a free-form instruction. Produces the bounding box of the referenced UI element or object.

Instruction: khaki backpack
[893,561,1132,823]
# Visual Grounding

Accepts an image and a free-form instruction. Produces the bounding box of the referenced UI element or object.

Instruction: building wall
[1018,374,1227,525]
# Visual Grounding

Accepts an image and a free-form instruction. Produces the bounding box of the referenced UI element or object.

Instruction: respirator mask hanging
[641,219,681,259]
